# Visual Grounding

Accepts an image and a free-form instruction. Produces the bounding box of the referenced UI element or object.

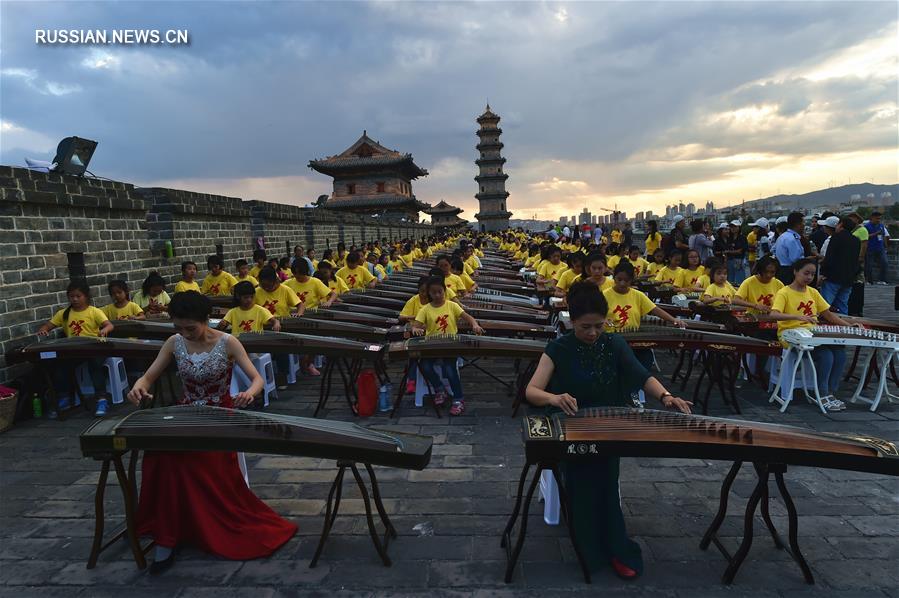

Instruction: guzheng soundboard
[522,407,899,475]
[81,405,432,469]
[387,334,546,361]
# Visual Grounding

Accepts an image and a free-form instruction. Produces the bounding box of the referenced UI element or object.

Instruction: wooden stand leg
[313,359,337,417]
[113,455,146,569]
[87,459,111,569]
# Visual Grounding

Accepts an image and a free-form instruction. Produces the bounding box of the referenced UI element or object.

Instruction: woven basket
[0,390,17,433]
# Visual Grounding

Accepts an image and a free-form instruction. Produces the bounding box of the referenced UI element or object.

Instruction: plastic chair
[75,358,129,404]
[768,348,825,413]
[538,470,560,526]
[231,353,277,407]
[286,354,301,385]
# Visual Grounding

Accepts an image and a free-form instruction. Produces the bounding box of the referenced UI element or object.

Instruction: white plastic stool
[286,354,301,385]
[768,348,826,413]
[75,358,129,404]
[538,470,560,525]
[231,353,276,407]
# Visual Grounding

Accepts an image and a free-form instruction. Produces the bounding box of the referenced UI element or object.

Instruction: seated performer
[126,291,297,574]
[673,249,706,293]
[217,281,279,336]
[132,271,171,316]
[411,276,484,416]
[768,258,858,411]
[735,255,782,316]
[554,252,585,298]
[583,252,613,292]
[525,282,692,579]
[653,251,683,285]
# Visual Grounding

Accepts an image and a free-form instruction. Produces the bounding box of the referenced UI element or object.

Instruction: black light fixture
[52,136,98,176]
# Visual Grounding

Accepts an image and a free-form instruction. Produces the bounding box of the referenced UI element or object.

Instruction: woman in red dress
[127,291,297,574]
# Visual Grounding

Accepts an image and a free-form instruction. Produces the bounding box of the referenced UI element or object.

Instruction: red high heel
[611,557,638,580]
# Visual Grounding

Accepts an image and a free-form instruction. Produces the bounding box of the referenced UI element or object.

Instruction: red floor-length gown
[136,333,297,558]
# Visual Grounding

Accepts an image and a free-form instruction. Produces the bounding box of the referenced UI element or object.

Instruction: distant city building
[686,203,695,217]
[559,216,568,225]
[474,105,511,232]
[579,207,592,225]
[635,211,644,221]
[308,131,429,221]
[706,201,714,213]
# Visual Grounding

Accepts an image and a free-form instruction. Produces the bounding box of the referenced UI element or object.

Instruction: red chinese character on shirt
[209,283,220,295]
[262,300,278,314]
[436,314,450,333]
[239,319,254,332]
[797,300,814,316]
[298,291,309,303]
[758,293,773,307]
[347,274,357,287]
[612,304,632,328]
[69,319,85,336]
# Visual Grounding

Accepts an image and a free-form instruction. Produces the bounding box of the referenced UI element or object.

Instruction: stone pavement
[1,285,897,597]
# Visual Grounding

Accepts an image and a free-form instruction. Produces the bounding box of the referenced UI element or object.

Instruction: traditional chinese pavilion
[308,132,430,222]
[425,200,468,232]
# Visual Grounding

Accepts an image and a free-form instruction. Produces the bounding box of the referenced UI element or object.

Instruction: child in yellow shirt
[38,281,114,416]
[286,259,335,310]
[412,276,484,416]
[701,264,738,305]
[102,280,145,321]
[536,246,568,286]
[451,258,477,294]
[624,246,650,278]
[673,250,706,292]
[336,252,377,290]
[235,259,259,287]
[315,261,348,296]
[554,252,584,297]
[217,281,279,337]
[645,249,666,279]
[174,261,201,294]
[584,253,614,292]
[248,249,267,279]
[201,255,237,297]
[654,251,683,285]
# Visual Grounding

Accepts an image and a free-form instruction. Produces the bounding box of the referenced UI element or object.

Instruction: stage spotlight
[52,136,98,176]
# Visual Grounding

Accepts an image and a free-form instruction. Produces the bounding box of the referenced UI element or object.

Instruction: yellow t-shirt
[586,277,614,292]
[400,295,427,319]
[201,271,238,296]
[674,267,706,289]
[736,276,784,314]
[248,264,265,279]
[458,272,477,292]
[285,277,332,309]
[254,284,300,317]
[746,230,758,263]
[388,259,405,273]
[645,232,662,256]
[537,261,568,282]
[444,273,466,294]
[400,254,415,269]
[703,282,738,304]
[174,280,201,294]
[102,301,144,320]
[607,255,622,270]
[463,262,475,276]
[525,255,540,268]
[655,266,682,284]
[132,290,171,310]
[645,262,664,278]
[464,256,479,271]
[627,257,650,278]
[236,274,259,287]
[602,288,656,330]
[223,304,272,337]
[555,269,582,293]
[375,264,388,280]
[328,277,349,296]
[772,286,830,341]
[611,230,623,243]
[50,306,109,337]
[415,300,465,336]
[336,265,376,290]
[695,274,711,290]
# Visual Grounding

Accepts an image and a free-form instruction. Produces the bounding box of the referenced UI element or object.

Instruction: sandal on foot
[449,400,465,416]
[433,391,447,406]
[611,557,638,580]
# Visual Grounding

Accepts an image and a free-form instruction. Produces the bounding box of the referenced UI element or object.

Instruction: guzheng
[617,325,782,355]
[337,292,407,310]
[237,331,386,359]
[781,326,899,351]
[326,302,400,318]
[387,319,557,341]
[463,307,553,325]
[387,334,546,361]
[81,405,432,469]
[278,317,389,342]
[522,407,899,475]
[302,308,399,328]
[6,336,164,365]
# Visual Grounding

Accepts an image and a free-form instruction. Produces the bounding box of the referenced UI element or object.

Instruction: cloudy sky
[1,1,896,220]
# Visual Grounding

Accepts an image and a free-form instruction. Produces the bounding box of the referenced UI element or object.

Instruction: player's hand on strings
[232,391,255,408]
[127,386,153,407]
[673,319,687,329]
[550,392,578,416]
[472,324,485,335]
[662,394,693,414]
[412,327,425,337]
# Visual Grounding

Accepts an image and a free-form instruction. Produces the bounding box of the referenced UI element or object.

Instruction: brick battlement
[0,166,433,383]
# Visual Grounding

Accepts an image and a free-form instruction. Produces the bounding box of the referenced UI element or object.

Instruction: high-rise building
[559,216,568,225]
[635,211,644,221]
[706,201,714,213]
[686,203,695,217]
[578,207,592,225]
[474,105,511,232]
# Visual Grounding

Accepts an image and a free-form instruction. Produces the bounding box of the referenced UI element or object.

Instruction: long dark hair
[141,271,166,296]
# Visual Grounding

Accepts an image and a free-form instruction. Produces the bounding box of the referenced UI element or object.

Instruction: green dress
[542,331,650,573]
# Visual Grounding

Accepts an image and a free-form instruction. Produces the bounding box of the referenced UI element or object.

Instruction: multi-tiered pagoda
[474,105,511,232]
[308,132,430,222]
[425,200,467,233]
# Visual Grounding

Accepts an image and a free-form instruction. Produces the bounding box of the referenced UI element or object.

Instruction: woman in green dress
[525,281,693,579]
